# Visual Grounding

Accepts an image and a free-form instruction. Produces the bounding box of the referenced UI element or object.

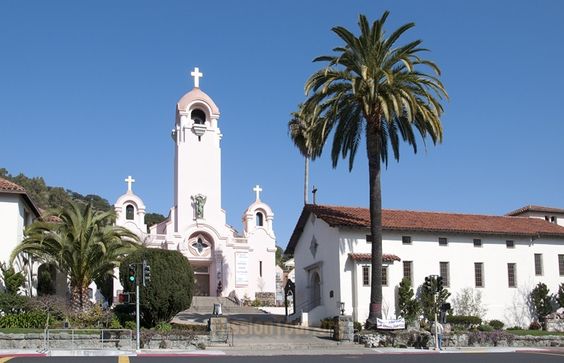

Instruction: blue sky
[1,1,563,249]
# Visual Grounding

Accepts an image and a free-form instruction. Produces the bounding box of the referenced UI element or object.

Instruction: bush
[124,320,136,331]
[68,305,114,329]
[488,320,504,330]
[0,311,47,328]
[530,283,553,321]
[446,315,482,328]
[120,248,194,328]
[451,288,487,318]
[155,322,172,333]
[0,293,30,314]
[354,321,362,332]
[507,326,522,331]
[320,317,336,329]
[397,277,420,322]
[528,321,542,330]
[477,324,494,332]
[171,323,208,333]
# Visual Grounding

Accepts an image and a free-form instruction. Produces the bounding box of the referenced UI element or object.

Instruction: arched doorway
[186,232,214,296]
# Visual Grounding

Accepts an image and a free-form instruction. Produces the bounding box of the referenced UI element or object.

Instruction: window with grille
[440,262,450,287]
[473,239,482,247]
[403,261,413,283]
[507,263,516,288]
[362,266,370,286]
[559,255,564,276]
[534,254,543,276]
[439,237,448,246]
[402,236,412,245]
[506,240,514,248]
[382,266,388,286]
[475,262,484,287]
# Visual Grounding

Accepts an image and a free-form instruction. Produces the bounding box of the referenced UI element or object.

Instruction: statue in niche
[192,194,207,219]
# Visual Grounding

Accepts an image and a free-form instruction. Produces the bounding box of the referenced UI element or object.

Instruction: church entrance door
[193,265,210,296]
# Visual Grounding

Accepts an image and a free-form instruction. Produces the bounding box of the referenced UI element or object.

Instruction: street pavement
[0,350,564,362]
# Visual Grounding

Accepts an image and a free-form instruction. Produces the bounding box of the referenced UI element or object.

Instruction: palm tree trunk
[304,157,310,204]
[366,117,383,326]
[70,283,89,312]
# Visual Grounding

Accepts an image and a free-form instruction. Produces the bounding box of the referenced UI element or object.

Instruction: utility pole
[136,278,140,352]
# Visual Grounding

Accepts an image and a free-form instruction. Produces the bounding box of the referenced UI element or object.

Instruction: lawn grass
[508,329,564,336]
[0,328,44,334]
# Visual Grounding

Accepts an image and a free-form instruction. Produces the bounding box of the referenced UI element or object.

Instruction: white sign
[376,318,405,330]
[235,252,249,286]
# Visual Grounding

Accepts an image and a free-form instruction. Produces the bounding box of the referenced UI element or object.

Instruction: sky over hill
[1,1,563,248]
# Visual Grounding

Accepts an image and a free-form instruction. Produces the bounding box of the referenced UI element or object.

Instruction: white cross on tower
[190,67,203,88]
[253,185,263,201]
[125,176,135,192]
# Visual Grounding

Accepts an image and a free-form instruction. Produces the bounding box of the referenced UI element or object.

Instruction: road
[2,352,564,363]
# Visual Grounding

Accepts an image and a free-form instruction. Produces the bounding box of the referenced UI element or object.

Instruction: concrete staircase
[185,296,269,315]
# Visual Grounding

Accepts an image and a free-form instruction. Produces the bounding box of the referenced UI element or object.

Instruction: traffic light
[142,260,151,287]
[424,276,432,291]
[128,264,136,283]
[436,276,444,292]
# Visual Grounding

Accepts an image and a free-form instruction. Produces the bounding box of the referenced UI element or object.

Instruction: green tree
[10,203,139,311]
[302,12,447,323]
[397,277,420,323]
[0,263,25,295]
[557,283,564,309]
[119,248,194,328]
[144,213,167,232]
[288,103,328,204]
[530,282,553,321]
[418,277,450,322]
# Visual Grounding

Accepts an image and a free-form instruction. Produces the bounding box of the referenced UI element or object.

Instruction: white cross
[253,185,263,201]
[124,176,135,192]
[190,67,203,88]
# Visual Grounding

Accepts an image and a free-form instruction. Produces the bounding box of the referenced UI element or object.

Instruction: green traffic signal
[128,264,136,282]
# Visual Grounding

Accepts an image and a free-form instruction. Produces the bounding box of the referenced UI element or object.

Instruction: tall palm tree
[288,103,328,204]
[304,12,447,324]
[10,203,140,311]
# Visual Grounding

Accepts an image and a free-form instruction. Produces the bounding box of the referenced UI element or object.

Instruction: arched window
[256,212,264,227]
[126,205,135,220]
[191,109,206,125]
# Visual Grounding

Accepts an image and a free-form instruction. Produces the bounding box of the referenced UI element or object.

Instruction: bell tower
[171,67,223,234]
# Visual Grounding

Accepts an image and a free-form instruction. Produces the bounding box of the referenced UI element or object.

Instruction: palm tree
[288,103,328,204]
[303,12,447,324]
[10,203,140,311]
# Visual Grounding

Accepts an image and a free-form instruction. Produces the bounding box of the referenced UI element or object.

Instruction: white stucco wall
[0,194,24,267]
[293,215,564,327]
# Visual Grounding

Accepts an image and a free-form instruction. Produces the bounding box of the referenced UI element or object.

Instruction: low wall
[358,330,564,349]
[0,332,205,351]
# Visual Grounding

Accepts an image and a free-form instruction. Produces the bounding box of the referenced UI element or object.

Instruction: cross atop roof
[253,185,263,201]
[125,176,135,192]
[190,67,203,88]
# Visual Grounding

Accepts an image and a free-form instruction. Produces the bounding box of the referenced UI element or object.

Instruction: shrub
[155,322,173,334]
[124,320,137,331]
[529,321,542,330]
[354,321,362,332]
[0,311,47,328]
[120,248,194,328]
[530,283,553,321]
[68,305,114,329]
[556,283,564,309]
[397,277,420,323]
[1,263,25,295]
[446,315,482,329]
[0,292,30,314]
[488,320,504,330]
[171,323,208,333]
[477,324,494,332]
[320,317,335,329]
[451,288,487,319]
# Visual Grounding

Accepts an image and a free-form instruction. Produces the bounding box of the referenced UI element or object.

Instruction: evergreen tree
[531,282,553,321]
[397,277,420,322]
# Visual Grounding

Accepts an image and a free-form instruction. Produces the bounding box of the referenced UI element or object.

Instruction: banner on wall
[235,252,249,287]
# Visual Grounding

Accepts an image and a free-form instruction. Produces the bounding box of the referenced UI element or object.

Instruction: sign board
[235,252,249,286]
[376,318,405,330]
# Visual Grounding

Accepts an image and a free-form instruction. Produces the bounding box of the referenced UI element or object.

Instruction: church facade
[286,204,564,327]
[114,68,277,301]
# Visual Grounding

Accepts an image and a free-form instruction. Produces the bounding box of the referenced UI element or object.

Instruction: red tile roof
[349,253,401,262]
[286,204,564,254]
[0,177,41,217]
[0,177,26,192]
[506,205,564,216]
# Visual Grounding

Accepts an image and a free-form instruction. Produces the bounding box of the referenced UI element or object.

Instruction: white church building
[113,68,277,301]
[286,204,564,328]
